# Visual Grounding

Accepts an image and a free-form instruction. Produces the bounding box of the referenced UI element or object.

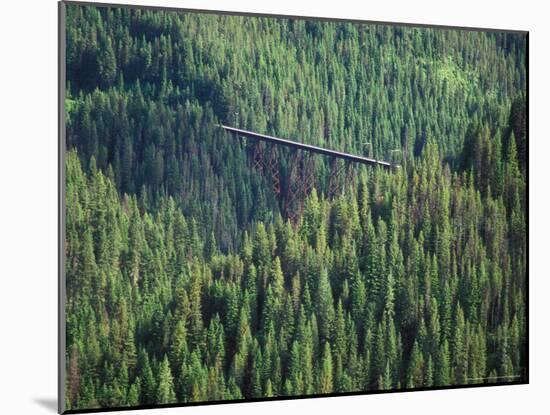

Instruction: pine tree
[319,342,334,394]
[98,37,117,86]
[316,268,335,342]
[156,356,177,404]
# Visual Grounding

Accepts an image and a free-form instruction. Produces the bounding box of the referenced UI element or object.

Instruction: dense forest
[64,4,527,411]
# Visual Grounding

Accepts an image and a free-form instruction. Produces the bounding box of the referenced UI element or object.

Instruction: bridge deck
[217,125,392,168]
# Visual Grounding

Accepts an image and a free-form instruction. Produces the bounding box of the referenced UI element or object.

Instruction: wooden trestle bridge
[217,124,393,222]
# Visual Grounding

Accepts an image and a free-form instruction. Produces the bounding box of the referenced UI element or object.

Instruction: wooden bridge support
[284,150,316,223]
[249,135,360,223]
[251,141,281,195]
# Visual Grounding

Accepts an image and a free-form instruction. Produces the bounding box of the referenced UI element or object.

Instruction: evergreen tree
[319,342,334,394]
[156,356,177,404]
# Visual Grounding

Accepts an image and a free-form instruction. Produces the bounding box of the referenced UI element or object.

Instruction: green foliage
[64,3,527,411]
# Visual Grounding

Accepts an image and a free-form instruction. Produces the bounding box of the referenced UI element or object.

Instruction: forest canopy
[63,3,527,412]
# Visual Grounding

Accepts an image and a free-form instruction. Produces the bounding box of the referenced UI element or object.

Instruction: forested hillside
[64,4,527,411]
